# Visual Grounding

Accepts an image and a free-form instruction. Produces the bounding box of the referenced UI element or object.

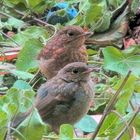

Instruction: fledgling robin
[13,62,94,133]
[38,26,93,79]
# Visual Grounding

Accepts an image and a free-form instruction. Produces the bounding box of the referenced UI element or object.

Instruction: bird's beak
[82,67,99,74]
[83,31,93,37]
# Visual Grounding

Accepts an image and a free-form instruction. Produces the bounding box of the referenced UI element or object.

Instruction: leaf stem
[88,61,103,65]
[43,135,89,140]
[114,105,140,140]
[0,30,20,47]
[91,71,131,140]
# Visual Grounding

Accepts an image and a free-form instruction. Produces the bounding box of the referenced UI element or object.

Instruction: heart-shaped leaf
[16,39,43,71]
[103,46,140,76]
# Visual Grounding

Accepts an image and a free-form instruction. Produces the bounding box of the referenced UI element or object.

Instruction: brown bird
[38,25,93,79]
[13,62,94,133]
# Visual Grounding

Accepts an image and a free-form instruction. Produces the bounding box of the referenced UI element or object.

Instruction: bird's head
[55,26,93,48]
[57,62,94,82]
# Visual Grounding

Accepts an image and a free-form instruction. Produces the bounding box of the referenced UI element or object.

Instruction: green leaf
[131,0,140,13]
[13,80,32,90]
[9,70,34,80]
[15,109,45,140]
[87,49,97,55]
[107,0,123,9]
[95,11,112,32]
[66,14,83,26]
[4,0,21,5]
[0,88,35,139]
[103,46,140,76]
[109,112,135,139]
[30,1,51,14]
[7,17,27,29]
[115,75,136,114]
[84,4,103,25]
[122,45,140,56]
[75,115,97,132]
[98,112,119,136]
[2,102,17,117]
[16,39,43,71]
[98,112,130,139]
[59,124,74,140]
[0,110,8,140]
[5,88,35,113]
[8,26,49,46]
[27,0,42,7]
[135,80,140,92]
[132,114,140,135]
[130,93,140,110]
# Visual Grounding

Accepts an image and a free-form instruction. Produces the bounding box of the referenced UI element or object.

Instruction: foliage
[103,46,140,76]
[0,0,140,140]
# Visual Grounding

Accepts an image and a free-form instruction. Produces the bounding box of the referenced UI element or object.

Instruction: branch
[114,105,140,140]
[0,31,20,47]
[91,71,131,140]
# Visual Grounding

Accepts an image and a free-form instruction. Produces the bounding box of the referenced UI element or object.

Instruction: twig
[111,110,131,138]
[12,9,58,41]
[2,47,21,53]
[0,11,13,18]
[5,122,12,140]
[28,70,43,86]
[114,105,140,140]
[0,8,57,36]
[85,39,116,46]
[131,127,136,140]
[43,135,89,140]
[9,126,26,140]
[129,100,135,111]
[88,61,103,65]
[31,77,42,88]
[13,9,56,31]
[0,31,20,47]
[91,71,131,140]
[111,0,130,23]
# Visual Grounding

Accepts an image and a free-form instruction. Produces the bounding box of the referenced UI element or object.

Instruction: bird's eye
[72,69,79,74]
[67,31,74,37]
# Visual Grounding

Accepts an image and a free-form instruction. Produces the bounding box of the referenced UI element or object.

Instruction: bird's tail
[11,108,32,129]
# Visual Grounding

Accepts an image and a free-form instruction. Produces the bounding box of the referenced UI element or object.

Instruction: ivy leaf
[16,39,43,71]
[5,88,35,113]
[4,0,21,5]
[84,4,103,26]
[75,115,97,132]
[94,11,112,32]
[115,75,136,114]
[8,26,49,46]
[132,114,140,135]
[7,17,27,29]
[98,112,130,139]
[103,46,140,76]
[13,80,32,90]
[59,124,74,140]
[0,88,36,139]
[15,109,45,140]
[9,69,34,80]
[0,110,8,140]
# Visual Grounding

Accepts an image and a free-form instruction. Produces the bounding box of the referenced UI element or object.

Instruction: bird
[12,62,95,133]
[38,25,93,79]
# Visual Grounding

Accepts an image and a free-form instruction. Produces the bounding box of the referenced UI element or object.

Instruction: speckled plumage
[38,26,92,79]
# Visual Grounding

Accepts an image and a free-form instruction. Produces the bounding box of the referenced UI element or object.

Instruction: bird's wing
[35,82,76,119]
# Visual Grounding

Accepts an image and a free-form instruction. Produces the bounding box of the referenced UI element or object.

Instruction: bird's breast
[55,45,88,64]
